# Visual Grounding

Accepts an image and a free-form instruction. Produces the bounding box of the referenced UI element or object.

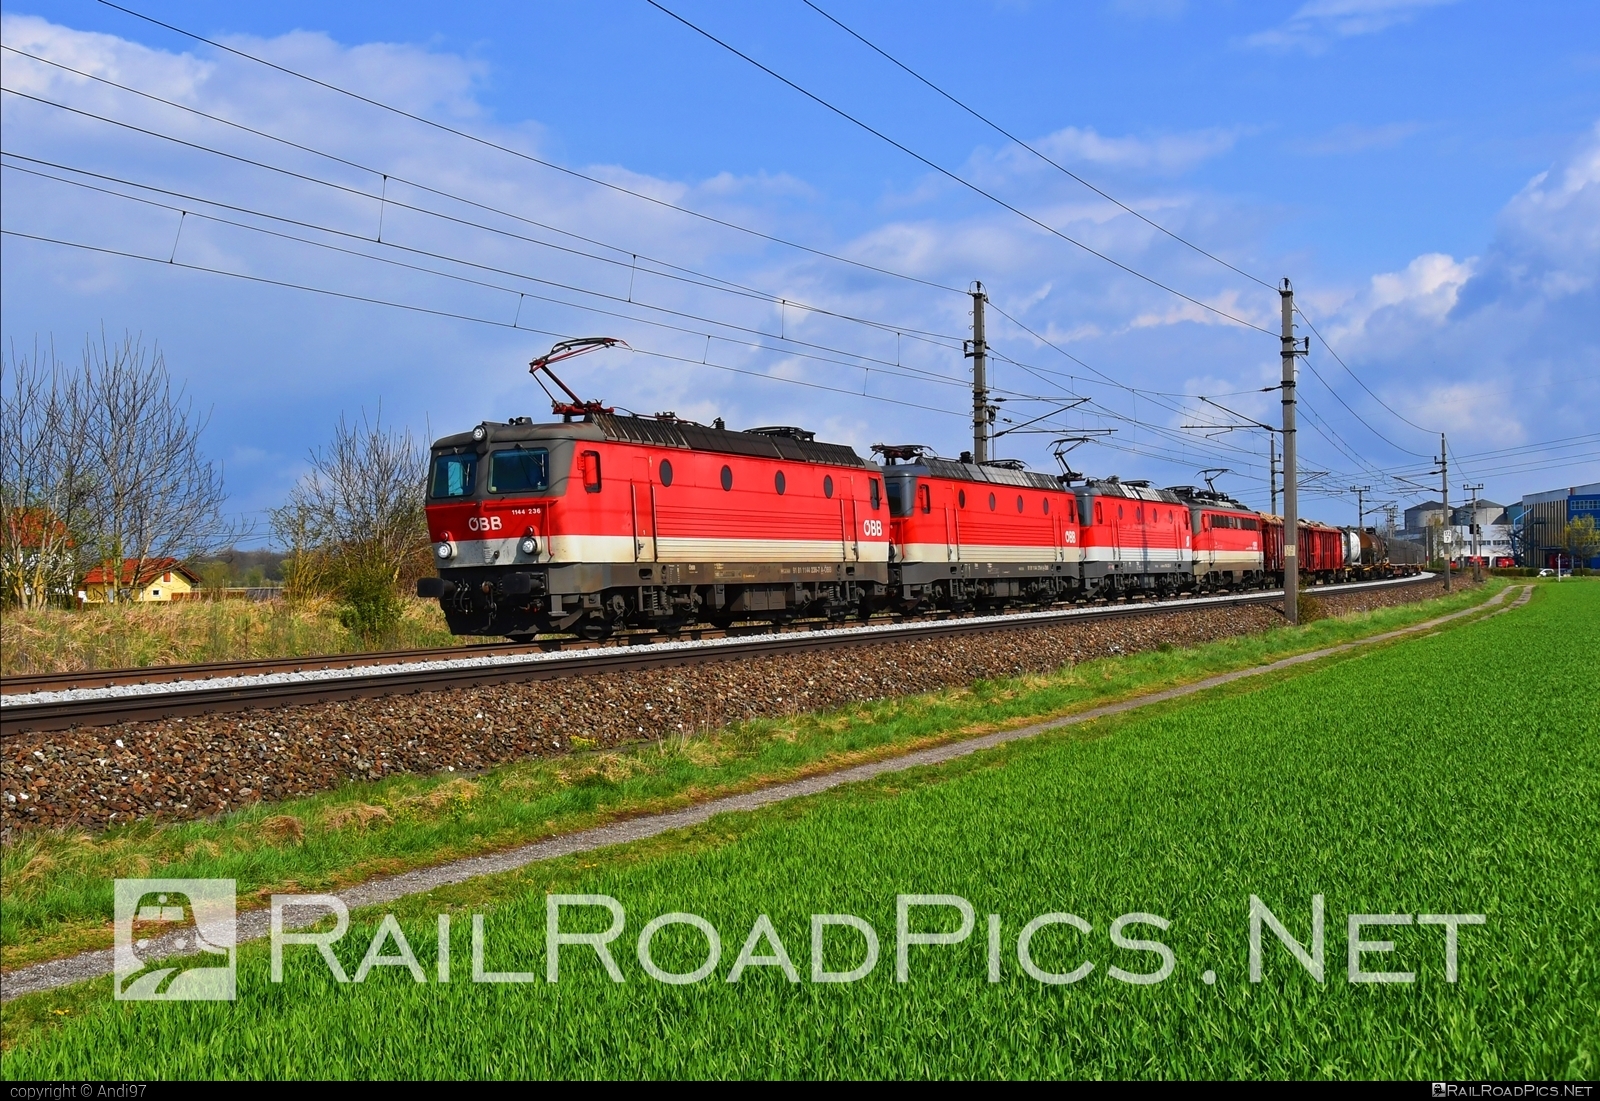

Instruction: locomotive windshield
[488,447,550,494]
[430,453,478,499]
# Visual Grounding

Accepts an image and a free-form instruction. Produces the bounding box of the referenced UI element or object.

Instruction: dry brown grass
[399,778,480,813]
[323,804,392,832]
[258,815,305,846]
[0,596,455,675]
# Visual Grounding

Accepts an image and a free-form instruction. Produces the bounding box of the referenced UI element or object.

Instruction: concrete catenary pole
[1270,433,1279,516]
[1349,485,1371,530]
[1440,433,1451,592]
[970,282,989,464]
[1281,280,1300,624]
[1464,481,1484,578]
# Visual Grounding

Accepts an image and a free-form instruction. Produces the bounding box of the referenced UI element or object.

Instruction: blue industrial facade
[1519,481,1600,568]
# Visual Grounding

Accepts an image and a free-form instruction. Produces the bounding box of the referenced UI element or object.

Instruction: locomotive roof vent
[745,425,816,442]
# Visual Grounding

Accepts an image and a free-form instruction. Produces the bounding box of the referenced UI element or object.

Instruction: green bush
[336,566,402,643]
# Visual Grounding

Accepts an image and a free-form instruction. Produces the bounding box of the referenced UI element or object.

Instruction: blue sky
[3,0,1597,544]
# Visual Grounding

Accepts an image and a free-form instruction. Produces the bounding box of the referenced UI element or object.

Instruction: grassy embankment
[0,597,455,676]
[3,581,1505,972]
[5,581,1594,1077]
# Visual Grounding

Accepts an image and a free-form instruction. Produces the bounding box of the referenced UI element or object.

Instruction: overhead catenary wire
[1293,303,1436,437]
[0,228,972,420]
[644,0,1278,338]
[2,28,1390,488]
[87,0,967,297]
[16,21,1589,499]
[0,156,978,392]
[0,63,966,351]
[799,0,1277,293]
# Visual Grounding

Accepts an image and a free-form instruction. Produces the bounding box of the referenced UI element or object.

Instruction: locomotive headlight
[519,536,538,556]
[436,541,456,560]
[472,424,488,441]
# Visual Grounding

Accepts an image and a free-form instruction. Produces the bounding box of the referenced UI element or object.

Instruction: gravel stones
[1,579,1458,833]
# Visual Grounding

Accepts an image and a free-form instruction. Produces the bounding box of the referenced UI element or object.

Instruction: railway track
[0,573,1434,735]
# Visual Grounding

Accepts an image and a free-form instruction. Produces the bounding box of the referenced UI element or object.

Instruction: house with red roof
[81,557,201,603]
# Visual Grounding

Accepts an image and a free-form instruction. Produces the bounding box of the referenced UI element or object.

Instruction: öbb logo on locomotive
[416,348,1418,640]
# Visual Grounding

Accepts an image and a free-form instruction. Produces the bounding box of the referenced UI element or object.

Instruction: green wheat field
[3,581,1596,1079]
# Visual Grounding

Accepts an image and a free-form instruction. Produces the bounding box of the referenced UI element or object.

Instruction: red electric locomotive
[1073,478,1193,597]
[421,341,1422,638]
[1167,485,1266,590]
[419,342,889,637]
[874,446,1083,610]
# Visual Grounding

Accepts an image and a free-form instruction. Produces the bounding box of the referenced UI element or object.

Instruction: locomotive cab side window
[430,453,478,499]
[870,478,882,510]
[487,447,549,494]
[580,450,602,493]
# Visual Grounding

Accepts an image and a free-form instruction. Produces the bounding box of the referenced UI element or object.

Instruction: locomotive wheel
[578,614,614,642]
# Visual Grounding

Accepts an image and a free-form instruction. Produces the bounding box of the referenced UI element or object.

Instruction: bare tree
[0,340,93,608]
[1,331,237,608]
[77,331,239,600]
[270,409,428,632]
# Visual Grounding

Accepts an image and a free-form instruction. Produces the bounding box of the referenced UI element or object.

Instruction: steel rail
[0,574,1433,736]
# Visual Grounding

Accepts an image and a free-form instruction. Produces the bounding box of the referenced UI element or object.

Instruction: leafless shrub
[1,340,93,608]
[1,332,236,608]
[269,410,429,638]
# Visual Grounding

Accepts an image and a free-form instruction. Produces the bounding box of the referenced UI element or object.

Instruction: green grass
[4,580,1595,1078]
[2,581,1503,970]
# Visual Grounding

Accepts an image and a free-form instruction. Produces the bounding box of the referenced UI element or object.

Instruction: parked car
[1538,568,1555,577]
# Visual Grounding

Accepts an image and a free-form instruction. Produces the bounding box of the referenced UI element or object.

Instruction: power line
[799,0,1276,292]
[1298,350,1431,458]
[1293,303,1436,437]
[0,64,965,350]
[1,156,976,393]
[89,0,967,297]
[1,228,969,420]
[645,0,1279,338]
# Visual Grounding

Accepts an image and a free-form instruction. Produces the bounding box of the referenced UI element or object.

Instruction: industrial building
[1517,482,1600,568]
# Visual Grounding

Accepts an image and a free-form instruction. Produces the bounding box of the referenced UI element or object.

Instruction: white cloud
[1032,125,1242,174]
[1293,121,1423,155]
[1245,0,1459,52]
